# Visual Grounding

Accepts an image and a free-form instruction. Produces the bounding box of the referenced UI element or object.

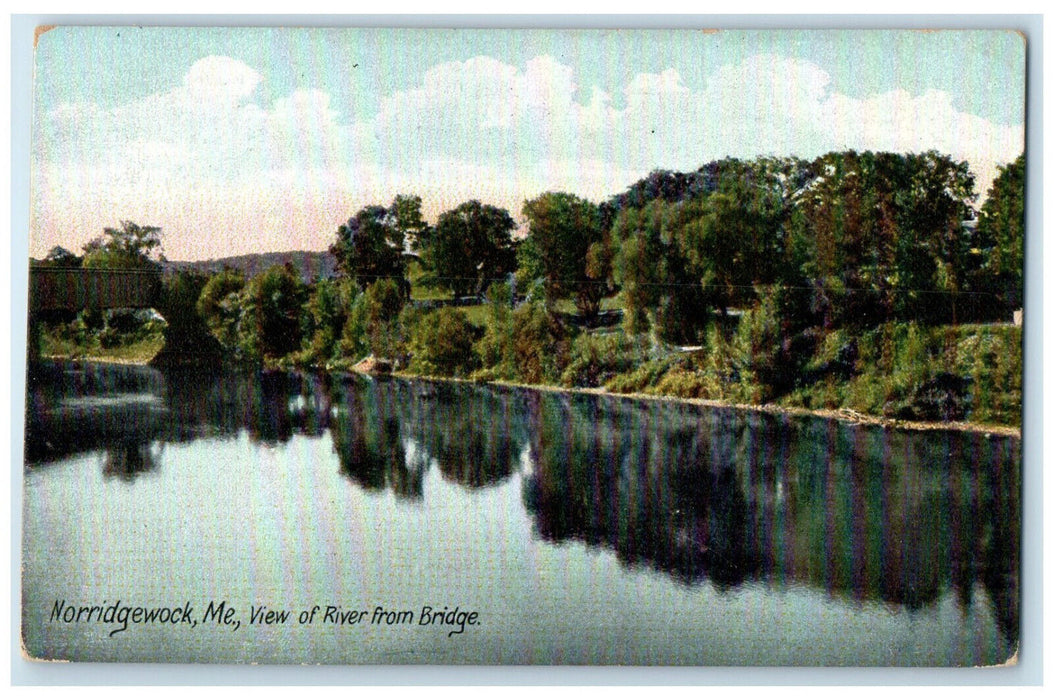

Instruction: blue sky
[32,27,1026,260]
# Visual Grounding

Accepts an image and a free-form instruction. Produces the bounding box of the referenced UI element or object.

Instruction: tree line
[34,149,1024,410]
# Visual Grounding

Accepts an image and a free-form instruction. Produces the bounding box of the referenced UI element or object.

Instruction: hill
[164,250,337,282]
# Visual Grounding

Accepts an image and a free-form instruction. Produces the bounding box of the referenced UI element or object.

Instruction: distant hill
[164,251,338,282]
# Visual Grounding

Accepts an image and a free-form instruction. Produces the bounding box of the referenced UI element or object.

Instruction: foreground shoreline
[34,353,1021,438]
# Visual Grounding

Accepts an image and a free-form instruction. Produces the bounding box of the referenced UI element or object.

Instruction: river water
[21,361,1019,665]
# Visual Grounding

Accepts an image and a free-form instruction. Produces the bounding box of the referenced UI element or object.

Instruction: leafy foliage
[238,265,307,362]
[417,200,517,297]
[407,307,482,377]
[522,192,607,318]
[344,278,406,360]
[82,221,164,271]
[296,278,359,367]
[970,153,1024,318]
[330,196,422,292]
[792,150,976,326]
[510,298,571,384]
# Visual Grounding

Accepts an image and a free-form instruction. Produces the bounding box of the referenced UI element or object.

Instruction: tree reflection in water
[327,378,527,500]
[330,379,418,499]
[102,439,160,481]
[520,391,1019,650]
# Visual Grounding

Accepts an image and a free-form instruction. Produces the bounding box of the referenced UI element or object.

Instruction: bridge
[29,266,161,312]
[27,266,163,364]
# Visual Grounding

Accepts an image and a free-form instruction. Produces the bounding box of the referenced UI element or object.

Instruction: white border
[6,12,1045,688]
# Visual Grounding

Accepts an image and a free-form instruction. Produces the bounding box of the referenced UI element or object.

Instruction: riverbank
[38,334,164,365]
[33,346,1021,439]
[391,371,1022,438]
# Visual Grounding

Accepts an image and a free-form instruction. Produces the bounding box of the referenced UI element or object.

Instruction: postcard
[21,25,1025,667]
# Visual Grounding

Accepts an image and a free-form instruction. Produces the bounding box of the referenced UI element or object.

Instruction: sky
[30,27,1026,261]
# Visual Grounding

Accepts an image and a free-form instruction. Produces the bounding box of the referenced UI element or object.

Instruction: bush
[342,278,405,361]
[406,307,482,377]
[511,299,571,384]
[238,265,306,363]
[197,269,246,349]
[605,357,676,394]
[560,332,649,388]
[474,282,517,379]
[952,325,1021,425]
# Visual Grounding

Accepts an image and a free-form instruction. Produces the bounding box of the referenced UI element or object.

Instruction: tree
[390,194,430,252]
[331,196,424,292]
[610,200,709,344]
[474,281,516,378]
[791,150,976,327]
[82,221,164,270]
[510,297,570,384]
[891,151,976,324]
[299,277,358,366]
[38,246,82,268]
[343,278,406,360]
[417,200,517,298]
[521,192,606,318]
[238,265,306,362]
[196,269,247,350]
[611,202,668,334]
[969,153,1024,319]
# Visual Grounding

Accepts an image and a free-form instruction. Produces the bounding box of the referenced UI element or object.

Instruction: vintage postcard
[21,25,1025,667]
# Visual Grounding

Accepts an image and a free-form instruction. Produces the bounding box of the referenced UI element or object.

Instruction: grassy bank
[40,327,165,364]
[37,304,1021,434]
[593,322,1021,430]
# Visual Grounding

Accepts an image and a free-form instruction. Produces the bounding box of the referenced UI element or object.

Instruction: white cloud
[182,56,262,101]
[32,52,1024,260]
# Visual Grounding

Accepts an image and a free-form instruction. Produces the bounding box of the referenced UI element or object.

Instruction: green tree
[474,281,516,378]
[970,153,1024,318]
[672,159,790,317]
[331,196,423,292]
[610,200,710,344]
[82,221,164,270]
[390,194,430,252]
[238,265,306,362]
[344,278,406,360]
[521,192,607,318]
[792,150,975,327]
[299,277,358,366]
[892,151,976,324]
[510,298,571,384]
[407,307,481,376]
[418,200,517,298]
[611,202,668,335]
[196,269,246,349]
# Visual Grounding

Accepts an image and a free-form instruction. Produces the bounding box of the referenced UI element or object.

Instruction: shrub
[406,307,482,377]
[341,278,406,361]
[560,332,648,388]
[474,282,517,379]
[511,299,571,384]
[605,357,676,394]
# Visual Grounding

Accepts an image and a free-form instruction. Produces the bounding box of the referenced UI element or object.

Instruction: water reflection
[330,379,416,498]
[519,391,1019,651]
[102,440,161,481]
[26,362,526,497]
[24,361,1019,652]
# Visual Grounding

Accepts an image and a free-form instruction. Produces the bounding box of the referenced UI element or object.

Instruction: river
[21,361,1020,665]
